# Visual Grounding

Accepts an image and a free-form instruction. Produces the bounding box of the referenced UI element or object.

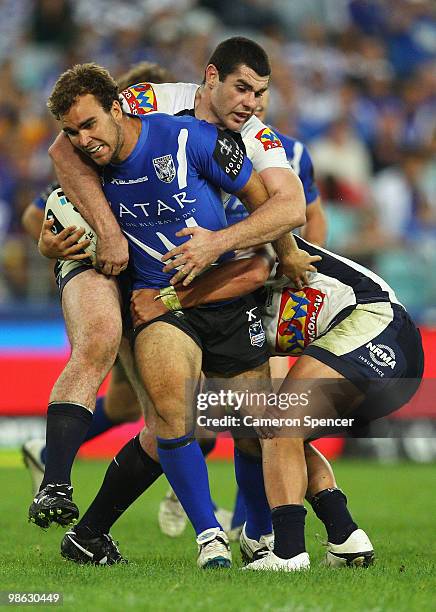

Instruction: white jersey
[264,236,402,356]
[119,82,292,174]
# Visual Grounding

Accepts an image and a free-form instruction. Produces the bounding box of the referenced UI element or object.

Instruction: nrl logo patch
[249,320,266,348]
[152,154,176,183]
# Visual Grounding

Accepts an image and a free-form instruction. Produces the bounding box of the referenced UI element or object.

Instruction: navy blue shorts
[305,302,424,424]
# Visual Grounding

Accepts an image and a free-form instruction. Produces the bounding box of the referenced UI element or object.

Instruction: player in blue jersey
[21,181,144,494]
[30,62,309,568]
[28,42,314,539]
[20,64,176,497]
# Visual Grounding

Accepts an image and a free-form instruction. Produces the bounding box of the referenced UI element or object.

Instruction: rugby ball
[45,188,97,265]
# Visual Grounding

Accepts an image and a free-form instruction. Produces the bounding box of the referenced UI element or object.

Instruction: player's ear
[205,64,219,88]
[110,99,123,121]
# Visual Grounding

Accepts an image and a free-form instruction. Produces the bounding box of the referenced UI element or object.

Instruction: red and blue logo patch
[255,127,283,151]
[121,83,157,115]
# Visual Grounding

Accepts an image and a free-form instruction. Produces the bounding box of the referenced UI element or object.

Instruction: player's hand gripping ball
[44,188,97,265]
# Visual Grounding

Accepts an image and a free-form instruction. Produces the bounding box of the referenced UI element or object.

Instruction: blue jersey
[101,113,252,288]
[225,128,319,226]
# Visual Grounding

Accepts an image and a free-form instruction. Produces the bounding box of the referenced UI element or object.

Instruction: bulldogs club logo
[255,127,283,151]
[249,320,266,348]
[276,287,325,355]
[152,154,176,183]
[121,83,157,115]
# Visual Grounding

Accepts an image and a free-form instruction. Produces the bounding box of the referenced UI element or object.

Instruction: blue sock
[199,438,217,510]
[234,448,272,540]
[157,433,220,535]
[231,487,246,529]
[84,396,115,442]
[40,396,115,465]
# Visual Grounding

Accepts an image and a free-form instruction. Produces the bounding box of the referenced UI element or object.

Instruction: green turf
[0,456,434,611]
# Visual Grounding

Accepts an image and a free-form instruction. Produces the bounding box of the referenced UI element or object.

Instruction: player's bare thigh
[50,270,123,406]
[104,354,143,423]
[275,355,364,439]
[61,269,122,354]
[134,321,202,438]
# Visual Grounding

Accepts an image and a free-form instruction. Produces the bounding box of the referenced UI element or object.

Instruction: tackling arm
[131,249,273,326]
[163,168,319,286]
[49,133,128,274]
[300,196,327,246]
[22,204,44,242]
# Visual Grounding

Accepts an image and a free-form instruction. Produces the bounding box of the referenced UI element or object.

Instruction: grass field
[0,454,434,611]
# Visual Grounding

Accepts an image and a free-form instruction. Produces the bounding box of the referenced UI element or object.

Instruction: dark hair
[206,37,271,81]
[117,61,175,91]
[47,63,118,119]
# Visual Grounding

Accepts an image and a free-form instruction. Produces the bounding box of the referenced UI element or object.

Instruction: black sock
[41,403,93,488]
[272,504,307,559]
[199,438,216,457]
[76,436,163,535]
[310,488,358,544]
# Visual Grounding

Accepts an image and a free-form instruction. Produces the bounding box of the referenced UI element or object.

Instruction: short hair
[47,63,118,119]
[206,37,271,81]
[117,61,175,91]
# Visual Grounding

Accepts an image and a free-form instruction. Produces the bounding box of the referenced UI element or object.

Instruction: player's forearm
[213,192,304,255]
[226,168,306,252]
[49,133,121,239]
[178,253,272,307]
[300,198,327,246]
[22,205,44,242]
[272,231,301,260]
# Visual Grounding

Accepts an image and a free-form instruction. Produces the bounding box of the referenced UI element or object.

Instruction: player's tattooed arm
[49,133,128,275]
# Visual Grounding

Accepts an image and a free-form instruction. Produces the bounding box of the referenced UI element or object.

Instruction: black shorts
[305,302,424,425]
[134,295,269,376]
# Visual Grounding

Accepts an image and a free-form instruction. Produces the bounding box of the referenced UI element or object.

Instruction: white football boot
[243,550,310,572]
[158,487,233,538]
[227,523,243,542]
[158,488,187,537]
[215,507,233,535]
[239,524,274,565]
[324,528,374,567]
[22,438,45,495]
[197,527,232,569]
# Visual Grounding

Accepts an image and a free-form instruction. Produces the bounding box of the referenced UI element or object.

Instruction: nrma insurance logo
[276,287,324,355]
[121,83,157,115]
[366,342,396,369]
[255,127,283,151]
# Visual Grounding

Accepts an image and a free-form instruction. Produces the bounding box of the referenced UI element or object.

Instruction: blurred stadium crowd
[0,0,435,321]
